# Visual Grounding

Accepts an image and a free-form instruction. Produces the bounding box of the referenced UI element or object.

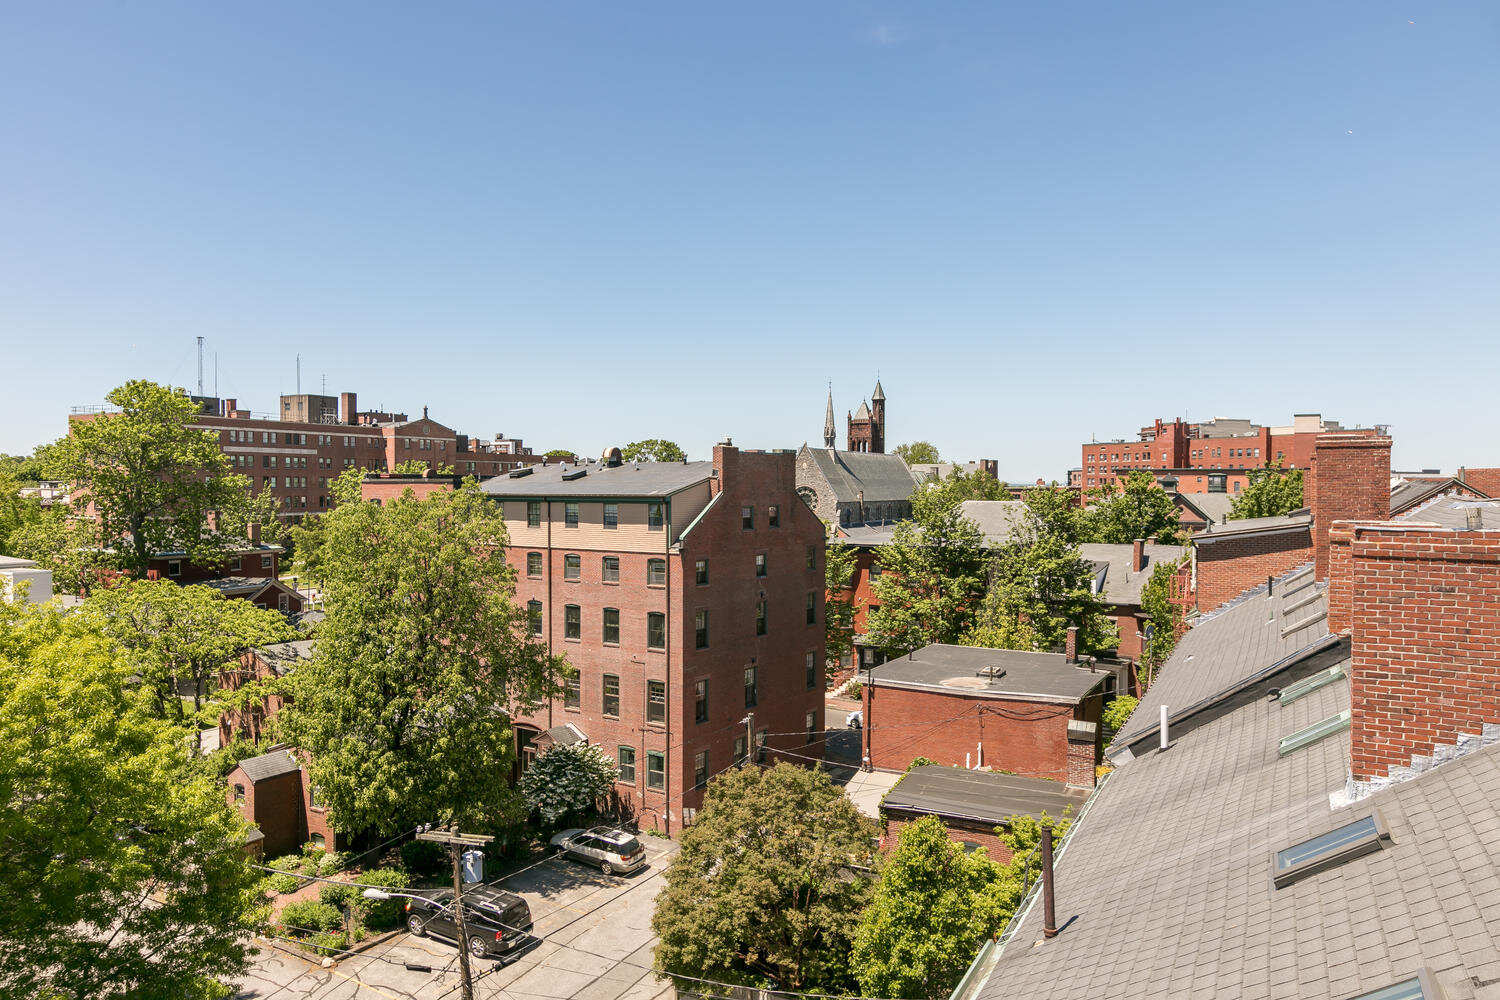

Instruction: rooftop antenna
[321,373,326,396]
[196,336,204,395]
[214,352,218,399]
[296,354,301,395]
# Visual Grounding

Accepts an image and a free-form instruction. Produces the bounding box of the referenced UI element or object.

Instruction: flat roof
[479,461,712,499]
[868,643,1108,703]
[882,765,1090,826]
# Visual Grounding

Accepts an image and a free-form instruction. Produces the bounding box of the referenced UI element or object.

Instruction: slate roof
[868,644,1109,703]
[836,522,899,548]
[1077,542,1189,606]
[198,576,274,596]
[252,639,314,675]
[882,765,1090,826]
[1193,510,1312,542]
[236,748,302,784]
[479,461,713,499]
[1172,491,1234,526]
[803,448,918,505]
[955,500,1033,547]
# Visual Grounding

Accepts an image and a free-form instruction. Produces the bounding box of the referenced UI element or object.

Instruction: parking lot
[232,835,679,1000]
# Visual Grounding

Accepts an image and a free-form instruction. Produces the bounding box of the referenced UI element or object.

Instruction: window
[647,680,666,724]
[1337,973,1442,1000]
[527,600,543,636]
[564,673,580,709]
[603,503,618,529]
[695,559,708,585]
[768,505,779,527]
[646,751,665,790]
[167,560,182,578]
[262,555,273,569]
[648,612,666,650]
[1273,812,1390,889]
[695,610,709,648]
[310,832,326,849]
[617,746,636,784]
[310,786,323,809]
[806,545,816,571]
[806,651,817,689]
[741,505,754,530]
[744,665,757,707]
[695,679,708,723]
[527,552,542,577]
[806,710,817,744]
[602,674,620,717]
[1277,710,1351,757]
[1279,665,1346,704]
[527,501,541,528]
[806,592,816,625]
[564,554,581,580]
[755,553,767,577]
[233,783,245,802]
[602,556,619,583]
[647,558,666,586]
[755,600,768,636]
[565,502,579,527]
[564,605,581,640]
[694,751,709,789]
[734,735,747,764]
[870,561,882,578]
[603,608,620,644]
[265,476,277,489]
[648,503,664,530]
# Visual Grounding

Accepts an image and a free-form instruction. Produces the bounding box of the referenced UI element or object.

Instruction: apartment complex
[480,442,826,833]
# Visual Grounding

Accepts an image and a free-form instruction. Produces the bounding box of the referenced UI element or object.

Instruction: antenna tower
[196,337,204,395]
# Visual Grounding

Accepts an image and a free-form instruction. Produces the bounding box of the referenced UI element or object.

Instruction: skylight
[1336,969,1442,1000]
[1277,709,1351,757]
[1274,812,1390,889]
[1278,665,1347,705]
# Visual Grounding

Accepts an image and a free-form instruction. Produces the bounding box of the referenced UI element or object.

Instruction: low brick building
[144,529,305,615]
[1192,512,1313,613]
[218,639,312,747]
[1080,539,1189,661]
[879,764,1090,861]
[861,641,1107,784]
[226,746,340,859]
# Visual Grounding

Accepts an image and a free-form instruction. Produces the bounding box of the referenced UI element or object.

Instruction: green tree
[275,483,565,837]
[1023,484,1084,547]
[10,505,118,596]
[966,524,1117,654]
[0,601,264,998]
[653,762,876,992]
[893,441,941,465]
[46,380,273,574]
[543,448,575,459]
[1230,462,1304,519]
[866,505,988,656]
[621,439,688,463]
[852,816,1014,999]
[1083,471,1184,545]
[824,535,860,669]
[519,741,617,825]
[1102,695,1139,741]
[286,469,370,588]
[910,467,1007,521]
[0,469,45,556]
[389,459,429,474]
[1137,555,1187,686]
[79,580,294,747]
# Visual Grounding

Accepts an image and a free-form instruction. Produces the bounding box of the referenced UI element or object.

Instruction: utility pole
[416,828,493,1000]
[741,712,754,767]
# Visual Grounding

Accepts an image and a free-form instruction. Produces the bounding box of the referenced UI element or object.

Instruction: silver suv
[549,826,647,876]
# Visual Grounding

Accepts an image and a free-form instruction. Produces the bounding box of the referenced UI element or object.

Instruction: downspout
[546,498,554,730]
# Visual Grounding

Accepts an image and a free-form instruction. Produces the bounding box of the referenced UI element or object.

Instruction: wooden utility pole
[416,829,494,1000]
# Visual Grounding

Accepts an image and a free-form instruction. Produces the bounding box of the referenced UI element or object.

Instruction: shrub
[267,854,304,873]
[361,868,411,929]
[1102,696,1139,740]
[279,900,343,935]
[318,851,351,876]
[305,931,347,958]
[268,873,301,895]
[319,881,358,908]
[400,839,446,877]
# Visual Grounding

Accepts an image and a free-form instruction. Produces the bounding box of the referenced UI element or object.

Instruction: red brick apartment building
[480,442,827,833]
[143,526,304,614]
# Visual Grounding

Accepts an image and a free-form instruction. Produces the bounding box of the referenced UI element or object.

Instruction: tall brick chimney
[1064,625,1078,664]
[1132,538,1146,573]
[340,392,357,426]
[711,439,738,497]
[1309,433,1391,581]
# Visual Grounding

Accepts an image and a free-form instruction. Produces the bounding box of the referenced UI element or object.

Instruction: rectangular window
[741,505,754,530]
[1279,665,1346,704]
[695,559,708,585]
[603,503,618,529]
[694,750,708,789]
[526,552,542,577]
[527,501,541,528]
[564,673,580,709]
[564,554,581,580]
[806,711,817,744]
[646,751,665,790]
[167,560,182,578]
[603,608,620,644]
[527,599,543,636]
[806,592,816,625]
[755,553,767,577]
[647,680,666,724]
[806,545,816,571]
[744,665,757,707]
[1273,812,1390,889]
[602,556,619,583]
[310,786,323,809]
[647,503,664,530]
[233,783,245,802]
[647,558,666,586]
[806,651,817,689]
[870,561,882,578]
[565,502,579,527]
[602,674,620,717]
[734,735,747,764]
[262,555,273,569]
[768,505,779,527]
[647,612,666,650]
[617,746,636,784]
[695,679,708,724]
[1277,710,1351,757]
[564,605,581,640]
[755,600,768,636]
[695,610,709,649]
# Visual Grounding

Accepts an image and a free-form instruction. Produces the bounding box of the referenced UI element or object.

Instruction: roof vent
[975,665,1007,681]
[507,467,534,479]
[1467,507,1485,530]
[561,469,588,481]
[602,447,622,468]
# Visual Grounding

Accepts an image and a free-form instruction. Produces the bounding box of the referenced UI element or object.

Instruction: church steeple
[823,385,837,449]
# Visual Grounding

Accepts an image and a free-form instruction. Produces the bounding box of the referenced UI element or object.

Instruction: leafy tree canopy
[653,762,876,992]
[0,601,263,999]
[1137,554,1187,686]
[543,448,576,459]
[275,483,566,837]
[0,469,45,557]
[519,740,617,825]
[866,505,989,656]
[823,534,860,668]
[1229,461,1304,520]
[966,523,1117,655]
[1084,471,1185,545]
[621,439,687,463]
[1023,484,1085,547]
[910,467,1007,522]
[1102,695,1139,740]
[893,441,941,465]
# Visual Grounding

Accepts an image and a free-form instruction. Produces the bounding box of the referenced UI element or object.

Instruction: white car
[549,826,647,876]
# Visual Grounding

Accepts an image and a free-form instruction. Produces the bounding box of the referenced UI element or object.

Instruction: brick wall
[1309,433,1392,580]
[360,475,458,504]
[1067,740,1097,787]
[1457,468,1500,497]
[1347,525,1500,781]
[883,812,1015,864]
[1194,528,1313,613]
[227,768,304,859]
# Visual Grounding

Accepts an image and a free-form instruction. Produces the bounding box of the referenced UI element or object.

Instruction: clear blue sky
[3,3,1496,478]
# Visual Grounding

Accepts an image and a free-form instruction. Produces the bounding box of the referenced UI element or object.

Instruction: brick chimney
[1132,538,1146,573]
[1309,433,1391,581]
[247,522,261,545]
[340,392,357,426]
[711,439,738,497]
[1064,625,1079,664]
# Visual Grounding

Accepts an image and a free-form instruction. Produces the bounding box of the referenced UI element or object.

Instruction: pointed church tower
[823,386,837,449]
[869,379,886,454]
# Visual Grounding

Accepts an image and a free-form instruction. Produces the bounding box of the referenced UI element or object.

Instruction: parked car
[550,826,647,876]
[846,709,863,730]
[404,884,533,961]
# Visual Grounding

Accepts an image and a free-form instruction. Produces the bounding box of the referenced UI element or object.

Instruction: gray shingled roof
[479,461,712,498]
[803,449,919,505]
[1173,491,1234,525]
[1394,496,1500,530]
[1194,510,1312,542]
[835,522,899,548]
[869,644,1109,703]
[955,500,1033,547]
[882,765,1090,826]
[236,748,302,783]
[253,639,314,675]
[1077,542,1189,606]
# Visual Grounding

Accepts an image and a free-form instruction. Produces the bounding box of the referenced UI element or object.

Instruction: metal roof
[1194,510,1312,542]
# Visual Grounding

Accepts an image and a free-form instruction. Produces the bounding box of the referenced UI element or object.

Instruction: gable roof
[882,765,1090,827]
[1172,491,1234,526]
[251,639,314,675]
[1077,542,1189,606]
[479,461,712,499]
[235,748,302,784]
[954,500,1033,547]
[1389,477,1488,515]
[801,447,918,505]
[1393,495,1500,530]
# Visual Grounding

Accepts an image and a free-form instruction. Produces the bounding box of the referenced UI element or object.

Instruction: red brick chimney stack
[1064,626,1079,664]
[1309,433,1392,581]
[1132,538,1146,573]
[340,392,357,426]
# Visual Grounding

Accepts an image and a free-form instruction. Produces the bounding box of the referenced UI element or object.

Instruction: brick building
[218,639,312,747]
[879,764,1090,860]
[860,640,1107,784]
[480,443,826,833]
[1080,539,1189,661]
[1192,512,1314,613]
[226,747,340,858]
[143,528,305,615]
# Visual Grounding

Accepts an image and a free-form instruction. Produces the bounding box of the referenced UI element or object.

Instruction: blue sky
[3,3,1496,478]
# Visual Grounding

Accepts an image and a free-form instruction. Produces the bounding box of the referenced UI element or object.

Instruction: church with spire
[797,379,916,528]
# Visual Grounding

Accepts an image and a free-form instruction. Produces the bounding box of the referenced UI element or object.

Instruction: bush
[319,881,358,908]
[268,873,302,895]
[1102,696,1139,740]
[267,854,304,873]
[305,931,347,958]
[318,851,352,876]
[361,868,411,929]
[279,900,343,935]
[400,839,446,876]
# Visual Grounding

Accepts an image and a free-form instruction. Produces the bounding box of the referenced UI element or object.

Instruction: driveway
[233,835,679,999]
